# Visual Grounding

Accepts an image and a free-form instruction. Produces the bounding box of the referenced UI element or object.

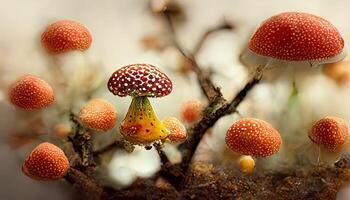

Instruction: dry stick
[192,21,234,55]
[161,11,264,187]
[69,113,95,168]
[64,168,103,200]
[163,11,225,103]
[154,142,170,164]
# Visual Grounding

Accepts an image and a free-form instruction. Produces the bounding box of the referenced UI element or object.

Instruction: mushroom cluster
[108,63,173,145]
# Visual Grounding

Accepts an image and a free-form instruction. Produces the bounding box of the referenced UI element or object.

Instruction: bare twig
[162,12,225,103]
[69,113,95,168]
[193,21,234,55]
[226,65,264,114]
[64,168,103,200]
[153,142,170,165]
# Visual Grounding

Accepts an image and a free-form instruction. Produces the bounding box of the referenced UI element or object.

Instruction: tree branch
[193,21,234,55]
[162,11,225,103]
[160,8,264,187]
[64,168,103,200]
[69,113,95,168]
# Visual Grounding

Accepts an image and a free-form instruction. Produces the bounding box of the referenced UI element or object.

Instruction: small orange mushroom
[238,155,255,174]
[41,20,92,54]
[180,99,203,123]
[79,99,117,131]
[309,116,348,152]
[22,142,69,181]
[225,118,282,157]
[162,117,187,143]
[9,74,54,109]
[323,55,350,85]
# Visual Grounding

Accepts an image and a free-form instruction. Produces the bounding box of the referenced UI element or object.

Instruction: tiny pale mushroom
[238,155,255,174]
[323,54,350,85]
[180,99,203,123]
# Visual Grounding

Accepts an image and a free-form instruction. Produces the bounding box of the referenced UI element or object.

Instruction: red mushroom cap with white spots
[225,118,282,157]
[249,12,344,61]
[107,64,172,97]
[22,142,69,181]
[309,116,349,151]
[41,20,92,54]
[9,74,54,109]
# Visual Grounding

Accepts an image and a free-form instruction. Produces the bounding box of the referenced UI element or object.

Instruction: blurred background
[1,0,350,199]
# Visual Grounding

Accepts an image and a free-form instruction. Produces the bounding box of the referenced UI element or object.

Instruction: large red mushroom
[108,63,173,145]
[242,12,346,68]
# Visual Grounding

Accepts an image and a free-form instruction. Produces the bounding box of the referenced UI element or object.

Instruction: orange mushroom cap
[225,118,282,157]
[309,116,349,151]
[41,20,92,54]
[162,117,187,143]
[180,99,203,123]
[9,74,54,109]
[79,99,117,131]
[22,142,69,181]
[249,12,344,61]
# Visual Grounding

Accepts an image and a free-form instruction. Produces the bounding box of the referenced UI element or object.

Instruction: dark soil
[98,159,350,200]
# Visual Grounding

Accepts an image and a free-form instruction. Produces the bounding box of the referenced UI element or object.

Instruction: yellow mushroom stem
[120,96,169,145]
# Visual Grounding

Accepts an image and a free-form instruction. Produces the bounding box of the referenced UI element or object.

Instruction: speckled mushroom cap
[41,20,92,54]
[162,117,187,143]
[107,64,172,97]
[9,74,54,109]
[225,118,282,157]
[309,116,349,151]
[22,142,69,181]
[79,99,117,131]
[244,12,346,67]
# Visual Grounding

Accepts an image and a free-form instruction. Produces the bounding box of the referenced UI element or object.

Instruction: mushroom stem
[120,96,169,145]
